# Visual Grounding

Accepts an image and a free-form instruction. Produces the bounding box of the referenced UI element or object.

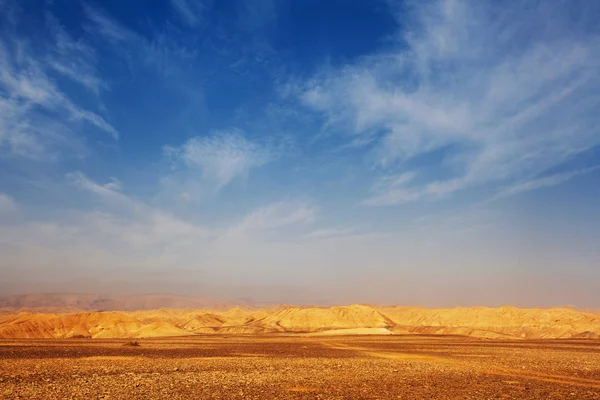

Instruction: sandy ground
[1,335,599,399]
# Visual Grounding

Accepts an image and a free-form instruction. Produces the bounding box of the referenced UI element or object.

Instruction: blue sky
[1,0,599,306]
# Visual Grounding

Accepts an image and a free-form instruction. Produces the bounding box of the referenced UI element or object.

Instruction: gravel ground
[0,335,599,399]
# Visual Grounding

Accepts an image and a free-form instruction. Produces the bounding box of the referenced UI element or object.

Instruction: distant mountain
[0,293,241,313]
[1,304,599,339]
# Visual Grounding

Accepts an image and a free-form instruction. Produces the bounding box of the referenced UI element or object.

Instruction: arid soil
[1,335,599,399]
[3,305,600,339]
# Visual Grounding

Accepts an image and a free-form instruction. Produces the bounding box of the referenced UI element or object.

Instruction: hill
[1,304,599,339]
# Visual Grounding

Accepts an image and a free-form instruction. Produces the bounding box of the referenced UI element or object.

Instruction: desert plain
[1,335,600,399]
[1,299,600,399]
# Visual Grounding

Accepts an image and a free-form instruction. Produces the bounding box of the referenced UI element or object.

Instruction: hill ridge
[1,304,599,339]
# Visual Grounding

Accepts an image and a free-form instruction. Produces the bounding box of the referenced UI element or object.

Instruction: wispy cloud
[236,0,276,31]
[65,171,213,254]
[362,187,421,207]
[0,193,16,214]
[170,0,208,27]
[67,171,131,208]
[83,3,195,77]
[164,130,278,189]
[305,227,354,239]
[1,0,598,305]
[103,177,122,191]
[2,173,320,283]
[82,3,138,43]
[237,202,317,231]
[45,12,105,95]
[296,0,600,205]
[0,7,117,159]
[362,172,420,206]
[494,166,600,199]
[67,171,211,253]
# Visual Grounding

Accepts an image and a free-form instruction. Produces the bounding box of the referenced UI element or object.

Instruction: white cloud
[374,172,417,191]
[2,170,599,303]
[305,227,354,239]
[66,171,213,256]
[237,202,316,231]
[62,171,213,262]
[362,188,421,207]
[68,171,122,194]
[82,3,138,43]
[45,13,105,95]
[170,0,206,27]
[362,172,421,206]
[0,174,321,285]
[0,193,16,214]
[103,177,122,191]
[236,0,276,31]
[495,166,600,199]
[297,0,600,205]
[83,3,196,77]
[0,10,117,159]
[165,130,277,189]
[68,171,127,204]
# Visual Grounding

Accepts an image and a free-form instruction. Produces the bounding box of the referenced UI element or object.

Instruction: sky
[0,0,599,307]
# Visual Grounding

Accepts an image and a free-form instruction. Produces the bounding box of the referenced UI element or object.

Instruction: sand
[1,335,599,399]
[1,304,599,339]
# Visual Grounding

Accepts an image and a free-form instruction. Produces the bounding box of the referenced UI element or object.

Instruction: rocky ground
[0,335,599,399]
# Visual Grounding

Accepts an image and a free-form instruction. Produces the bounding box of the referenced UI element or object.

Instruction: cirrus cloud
[164,130,279,189]
[296,0,600,206]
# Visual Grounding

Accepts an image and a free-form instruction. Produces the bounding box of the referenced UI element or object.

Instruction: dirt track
[1,335,599,399]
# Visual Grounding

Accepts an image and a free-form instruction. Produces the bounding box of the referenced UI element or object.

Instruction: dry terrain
[2,302,599,398]
[1,335,599,399]
[2,304,600,339]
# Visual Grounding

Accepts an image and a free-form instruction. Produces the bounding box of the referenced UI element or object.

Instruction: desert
[1,298,600,399]
[2,300,600,340]
[1,335,600,399]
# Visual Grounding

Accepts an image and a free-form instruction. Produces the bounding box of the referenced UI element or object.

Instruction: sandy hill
[378,306,600,339]
[0,305,599,339]
[255,305,395,332]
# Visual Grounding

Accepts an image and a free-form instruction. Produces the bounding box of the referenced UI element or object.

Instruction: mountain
[256,305,395,332]
[1,304,599,339]
[378,306,600,339]
[0,293,238,313]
